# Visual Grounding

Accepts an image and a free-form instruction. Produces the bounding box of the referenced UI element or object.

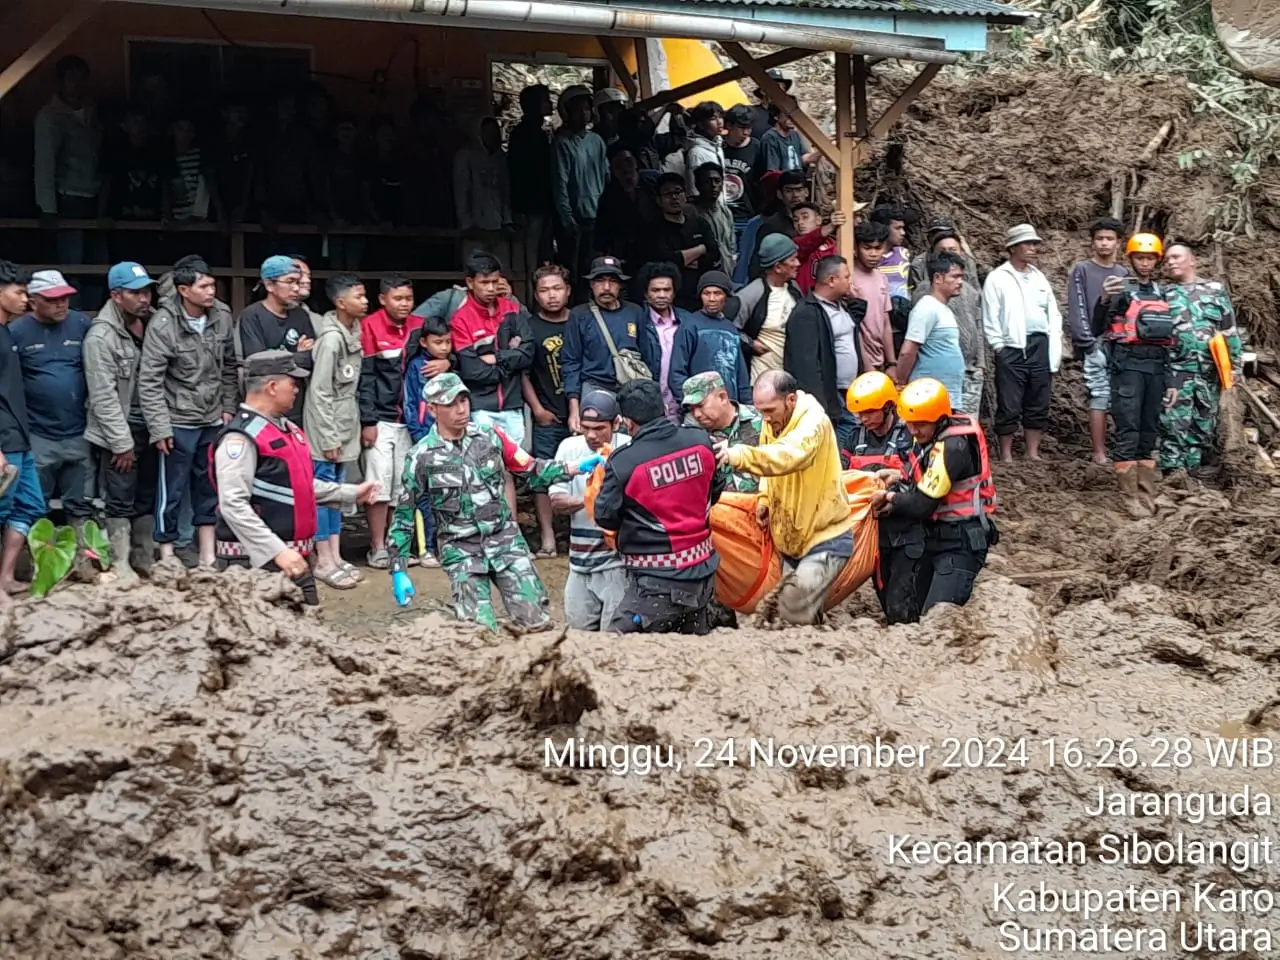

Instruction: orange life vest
[847,452,904,473]
[905,415,997,523]
[1107,285,1175,346]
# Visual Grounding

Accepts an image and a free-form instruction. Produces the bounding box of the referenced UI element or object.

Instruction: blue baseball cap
[107,262,155,291]
[260,255,299,281]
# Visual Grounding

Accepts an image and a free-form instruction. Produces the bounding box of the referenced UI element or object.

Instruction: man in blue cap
[85,262,159,580]
[233,255,316,421]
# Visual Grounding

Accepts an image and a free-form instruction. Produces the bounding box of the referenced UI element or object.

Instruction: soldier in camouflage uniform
[681,372,764,492]
[1158,243,1243,478]
[388,373,599,630]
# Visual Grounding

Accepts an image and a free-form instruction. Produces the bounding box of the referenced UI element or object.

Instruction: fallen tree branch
[914,180,998,227]
[1240,381,1280,432]
[1138,120,1174,164]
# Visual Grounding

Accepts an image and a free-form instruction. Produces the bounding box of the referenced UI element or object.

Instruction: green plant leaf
[82,519,111,570]
[27,518,77,599]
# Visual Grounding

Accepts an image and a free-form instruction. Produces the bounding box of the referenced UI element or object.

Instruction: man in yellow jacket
[716,369,853,624]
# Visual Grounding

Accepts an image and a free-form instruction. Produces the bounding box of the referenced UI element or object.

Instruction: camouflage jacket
[389,422,570,567]
[1166,280,1243,387]
[684,403,764,492]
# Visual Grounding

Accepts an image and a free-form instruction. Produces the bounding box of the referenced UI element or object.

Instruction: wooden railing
[0,218,509,311]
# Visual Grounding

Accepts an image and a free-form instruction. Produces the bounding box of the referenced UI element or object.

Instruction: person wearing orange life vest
[842,371,915,473]
[1091,233,1176,517]
[872,378,998,622]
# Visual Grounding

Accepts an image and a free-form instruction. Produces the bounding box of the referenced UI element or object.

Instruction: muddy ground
[5,367,1280,958]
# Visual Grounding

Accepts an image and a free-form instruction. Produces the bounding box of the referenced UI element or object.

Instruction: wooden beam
[634,38,654,101]
[722,43,837,167]
[852,55,870,139]
[597,38,638,102]
[868,63,941,139]
[0,0,101,101]
[835,54,854,261]
[634,48,812,112]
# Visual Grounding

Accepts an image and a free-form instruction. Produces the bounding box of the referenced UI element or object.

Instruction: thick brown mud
[4,459,1280,958]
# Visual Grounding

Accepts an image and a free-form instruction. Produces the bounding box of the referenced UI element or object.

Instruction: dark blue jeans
[155,426,219,543]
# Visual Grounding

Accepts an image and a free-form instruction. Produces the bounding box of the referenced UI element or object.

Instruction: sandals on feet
[316,566,359,590]
[534,547,557,559]
[340,561,365,583]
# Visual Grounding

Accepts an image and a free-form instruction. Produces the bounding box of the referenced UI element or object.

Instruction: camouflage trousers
[1157,376,1219,473]
[440,527,551,631]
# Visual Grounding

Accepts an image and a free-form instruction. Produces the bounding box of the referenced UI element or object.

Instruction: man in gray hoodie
[137,255,238,567]
[85,262,161,580]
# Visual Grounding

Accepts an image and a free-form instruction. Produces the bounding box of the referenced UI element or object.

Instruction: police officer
[388,372,601,631]
[873,378,997,622]
[213,350,380,604]
[1093,233,1175,516]
[594,379,725,634]
[843,371,915,473]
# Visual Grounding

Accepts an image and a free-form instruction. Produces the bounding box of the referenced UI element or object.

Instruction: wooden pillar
[0,0,100,101]
[597,38,638,101]
[835,54,854,261]
[852,55,870,138]
[634,38,654,101]
[230,228,246,314]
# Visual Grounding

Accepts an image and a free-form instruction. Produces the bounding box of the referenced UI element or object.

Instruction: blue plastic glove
[576,454,603,474]
[392,570,415,607]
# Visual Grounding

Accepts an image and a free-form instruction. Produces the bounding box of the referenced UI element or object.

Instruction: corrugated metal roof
[667,0,1031,18]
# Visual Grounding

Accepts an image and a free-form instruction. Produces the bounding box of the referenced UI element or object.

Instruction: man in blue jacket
[562,256,661,433]
[668,271,752,407]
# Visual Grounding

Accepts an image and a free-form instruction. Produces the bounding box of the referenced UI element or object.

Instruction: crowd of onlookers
[12,55,1192,622]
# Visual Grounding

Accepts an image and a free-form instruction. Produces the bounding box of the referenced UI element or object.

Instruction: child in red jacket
[793,204,846,294]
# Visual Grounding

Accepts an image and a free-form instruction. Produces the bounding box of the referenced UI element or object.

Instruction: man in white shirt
[982,223,1063,461]
[551,390,629,630]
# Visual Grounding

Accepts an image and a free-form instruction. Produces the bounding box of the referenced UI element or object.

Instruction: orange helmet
[897,378,952,423]
[846,371,899,415]
[1126,233,1164,257]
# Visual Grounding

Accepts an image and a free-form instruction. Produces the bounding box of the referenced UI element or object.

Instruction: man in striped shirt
[550,390,629,630]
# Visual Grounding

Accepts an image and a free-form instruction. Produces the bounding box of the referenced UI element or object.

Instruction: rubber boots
[1116,463,1152,519]
[130,515,156,577]
[69,519,96,581]
[105,518,137,582]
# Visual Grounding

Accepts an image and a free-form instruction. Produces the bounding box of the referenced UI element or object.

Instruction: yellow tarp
[623,39,749,107]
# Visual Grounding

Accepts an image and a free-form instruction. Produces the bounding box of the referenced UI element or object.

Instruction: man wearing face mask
[85,262,161,580]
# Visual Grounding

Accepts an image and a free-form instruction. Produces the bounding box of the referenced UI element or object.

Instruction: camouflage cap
[423,372,470,405]
[682,371,727,407]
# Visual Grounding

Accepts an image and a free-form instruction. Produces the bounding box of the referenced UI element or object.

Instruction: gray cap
[244,349,309,379]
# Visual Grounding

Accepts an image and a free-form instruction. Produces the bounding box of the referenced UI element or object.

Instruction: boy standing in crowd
[523,264,573,558]
[1068,218,1128,464]
[358,274,422,568]
[305,274,367,589]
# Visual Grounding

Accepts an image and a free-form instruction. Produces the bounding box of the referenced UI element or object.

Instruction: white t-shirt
[1016,266,1051,334]
[550,433,630,573]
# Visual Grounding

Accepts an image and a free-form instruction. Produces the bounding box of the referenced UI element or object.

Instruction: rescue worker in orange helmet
[843,372,915,473]
[1092,233,1176,517]
[872,378,998,623]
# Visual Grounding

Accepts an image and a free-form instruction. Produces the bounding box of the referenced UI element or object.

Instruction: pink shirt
[651,306,681,418]
[850,262,895,371]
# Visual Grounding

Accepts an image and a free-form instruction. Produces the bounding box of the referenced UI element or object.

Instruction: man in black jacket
[594,379,724,635]
[731,233,801,379]
[783,255,865,440]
